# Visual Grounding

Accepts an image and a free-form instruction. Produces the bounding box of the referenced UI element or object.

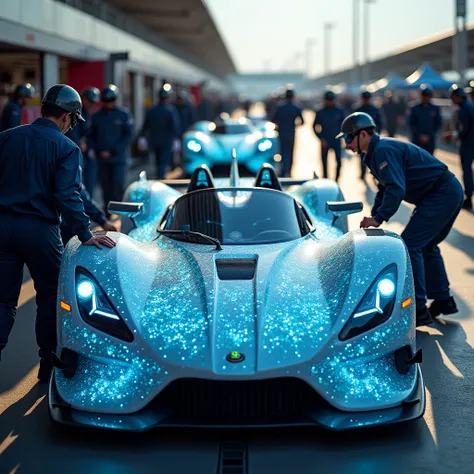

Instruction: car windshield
[213,124,252,135]
[163,188,310,245]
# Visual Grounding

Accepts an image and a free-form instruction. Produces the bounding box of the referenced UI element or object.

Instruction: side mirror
[327,201,363,217]
[107,201,144,229]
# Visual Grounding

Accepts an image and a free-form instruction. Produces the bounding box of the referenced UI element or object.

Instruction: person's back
[273,102,303,138]
[314,106,344,144]
[142,103,179,147]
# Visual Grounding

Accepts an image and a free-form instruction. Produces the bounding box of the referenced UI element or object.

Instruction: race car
[49,160,425,431]
[182,114,279,176]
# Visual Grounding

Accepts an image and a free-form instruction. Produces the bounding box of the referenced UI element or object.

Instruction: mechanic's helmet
[81,86,101,103]
[159,88,172,100]
[14,83,35,99]
[361,90,372,99]
[336,112,375,139]
[420,83,433,97]
[450,84,467,99]
[41,84,85,123]
[101,84,119,102]
[324,90,336,101]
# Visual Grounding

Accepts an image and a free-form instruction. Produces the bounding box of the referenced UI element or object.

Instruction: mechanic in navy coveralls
[271,88,304,177]
[353,90,383,179]
[0,84,115,381]
[139,87,180,179]
[87,85,133,215]
[0,83,35,132]
[313,90,345,181]
[66,87,101,196]
[444,85,474,210]
[174,90,196,168]
[409,84,442,156]
[338,112,464,327]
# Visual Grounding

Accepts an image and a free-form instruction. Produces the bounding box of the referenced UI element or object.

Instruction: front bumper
[49,364,425,432]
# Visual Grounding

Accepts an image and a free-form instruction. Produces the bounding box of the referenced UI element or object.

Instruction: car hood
[106,233,356,375]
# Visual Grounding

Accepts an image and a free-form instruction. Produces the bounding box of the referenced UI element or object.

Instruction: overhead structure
[405,63,454,90]
[105,0,236,76]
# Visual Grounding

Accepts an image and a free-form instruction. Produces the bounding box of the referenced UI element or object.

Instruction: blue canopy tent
[368,73,412,92]
[405,63,454,90]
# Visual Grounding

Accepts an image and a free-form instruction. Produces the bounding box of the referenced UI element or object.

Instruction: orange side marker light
[60,301,71,312]
[401,297,412,309]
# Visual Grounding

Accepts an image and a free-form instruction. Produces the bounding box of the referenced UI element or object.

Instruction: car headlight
[257,139,272,152]
[187,140,202,153]
[339,265,397,341]
[76,268,134,342]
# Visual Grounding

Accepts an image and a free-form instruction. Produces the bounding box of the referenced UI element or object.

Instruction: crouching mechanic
[337,112,464,326]
[60,180,117,245]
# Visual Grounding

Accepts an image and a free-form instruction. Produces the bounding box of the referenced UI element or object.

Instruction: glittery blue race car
[49,160,425,431]
[182,114,280,176]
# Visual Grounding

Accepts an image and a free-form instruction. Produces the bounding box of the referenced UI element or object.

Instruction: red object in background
[190,85,201,105]
[65,61,105,94]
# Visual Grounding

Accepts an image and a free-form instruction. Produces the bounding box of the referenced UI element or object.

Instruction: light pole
[363,0,376,84]
[454,0,468,84]
[324,22,335,76]
[306,38,317,78]
[353,0,360,83]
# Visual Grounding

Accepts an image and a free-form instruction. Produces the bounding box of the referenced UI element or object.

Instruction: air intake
[215,259,257,280]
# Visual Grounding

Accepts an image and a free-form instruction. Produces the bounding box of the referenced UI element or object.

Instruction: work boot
[462,197,473,210]
[416,307,435,327]
[38,354,53,383]
[429,296,458,318]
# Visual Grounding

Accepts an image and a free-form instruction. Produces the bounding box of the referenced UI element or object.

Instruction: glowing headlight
[257,139,272,152]
[187,140,202,152]
[75,268,133,342]
[339,265,397,341]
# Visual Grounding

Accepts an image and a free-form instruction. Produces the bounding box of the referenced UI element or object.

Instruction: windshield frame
[159,187,315,246]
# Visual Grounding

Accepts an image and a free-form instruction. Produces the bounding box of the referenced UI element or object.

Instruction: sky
[204,0,474,77]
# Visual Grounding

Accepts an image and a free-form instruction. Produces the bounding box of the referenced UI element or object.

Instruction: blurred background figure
[139,85,180,179]
[409,84,441,155]
[0,83,34,132]
[271,87,304,177]
[381,91,400,137]
[174,90,196,169]
[88,85,133,215]
[66,87,100,196]
[312,90,345,181]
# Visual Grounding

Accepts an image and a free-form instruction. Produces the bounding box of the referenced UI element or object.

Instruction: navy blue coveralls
[355,103,383,177]
[365,135,464,310]
[271,102,304,177]
[409,102,442,155]
[88,107,133,210]
[60,183,107,245]
[140,103,180,179]
[66,108,97,196]
[313,106,345,180]
[0,118,93,358]
[0,101,22,132]
[455,99,474,200]
[175,100,196,167]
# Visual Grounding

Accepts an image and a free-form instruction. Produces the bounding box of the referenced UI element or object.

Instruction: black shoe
[429,296,458,318]
[38,355,53,383]
[416,307,435,327]
[462,198,473,210]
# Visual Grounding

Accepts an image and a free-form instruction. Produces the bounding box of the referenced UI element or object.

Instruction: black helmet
[41,84,85,122]
[285,88,295,99]
[82,87,100,103]
[101,85,119,102]
[450,84,467,99]
[361,90,372,99]
[324,90,336,101]
[14,83,35,99]
[159,87,172,100]
[420,84,433,97]
[336,112,375,139]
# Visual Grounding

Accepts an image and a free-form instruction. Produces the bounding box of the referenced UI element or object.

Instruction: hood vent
[215,259,257,280]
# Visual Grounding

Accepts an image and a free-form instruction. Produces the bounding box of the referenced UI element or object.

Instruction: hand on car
[360,217,381,228]
[83,234,116,249]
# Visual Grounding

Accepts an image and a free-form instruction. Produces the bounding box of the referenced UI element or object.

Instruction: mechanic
[87,85,133,215]
[0,83,35,132]
[337,112,464,327]
[66,87,101,196]
[271,88,304,177]
[139,87,180,179]
[174,90,196,168]
[409,84,442,156]
[444,85,474,210]
[312,90,345,181]
[381,91,400,138]
[353,90,383,179]
[0,84,115,381]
